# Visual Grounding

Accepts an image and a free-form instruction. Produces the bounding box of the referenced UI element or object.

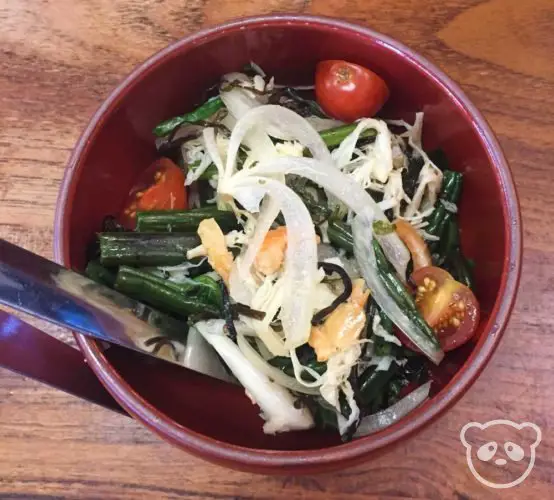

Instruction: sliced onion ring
[354,381,431,437]
[237,333,320,395]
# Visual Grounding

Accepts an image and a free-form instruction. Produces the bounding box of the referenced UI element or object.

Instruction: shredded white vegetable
[333,118,393,184]
[196,320,314,433]
[372,314,402,346]
[186,231,247,259]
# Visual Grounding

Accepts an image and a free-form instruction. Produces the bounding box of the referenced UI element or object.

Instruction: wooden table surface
[1,0,553,498]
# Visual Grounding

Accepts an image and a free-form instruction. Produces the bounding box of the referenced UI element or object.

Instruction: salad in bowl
[86,59,480,441]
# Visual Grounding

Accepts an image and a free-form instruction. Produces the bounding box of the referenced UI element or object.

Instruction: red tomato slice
[120,158,186,228]
[315,60,390,122]
[411,266,480,351]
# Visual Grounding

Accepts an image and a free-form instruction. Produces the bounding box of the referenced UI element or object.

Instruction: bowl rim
[53,13,522,472]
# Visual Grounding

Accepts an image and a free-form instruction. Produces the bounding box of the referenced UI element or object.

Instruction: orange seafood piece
[197,218,234,283]
[309,279,370,362]
[254,226,320,276]
[254,226,288,276]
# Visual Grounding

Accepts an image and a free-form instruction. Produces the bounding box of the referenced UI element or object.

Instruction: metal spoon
[0,238,231,382]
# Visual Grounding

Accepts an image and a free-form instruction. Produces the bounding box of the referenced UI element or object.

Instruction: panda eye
[504,442,525,461]
[477,441,498,461]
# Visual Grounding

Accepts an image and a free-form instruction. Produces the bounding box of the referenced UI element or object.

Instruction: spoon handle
[0,238,188,366]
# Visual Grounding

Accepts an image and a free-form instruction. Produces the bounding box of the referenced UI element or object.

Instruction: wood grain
[1,0,553,498]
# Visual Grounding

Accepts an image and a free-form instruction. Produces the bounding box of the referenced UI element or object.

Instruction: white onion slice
[378,232,411,283]
[224,105,332,180]
[337,382,360,435]
[354,381,431,437]
[220,85,260,117]
[220,88,276,171]
[182,326,234,383]
[240,316,287,357]
[332,119,390,173]
[228,197,281,308]
[237,333,319,395]
[290,348,324,388]
[223,176,318,349]
[196,320,314,434]
[239,273,288,357]
[352,215,443,364]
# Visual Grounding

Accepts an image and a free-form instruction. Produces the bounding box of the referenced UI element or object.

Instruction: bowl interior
[61,21,509,451]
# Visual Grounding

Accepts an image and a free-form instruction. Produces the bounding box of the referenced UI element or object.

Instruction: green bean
[85,260,116,287]
[136,207,237,233]
[136,308,190,343]
[189,161,218,181]
[372,240,413,310]
[153,96,224,137]
[449,252,474,290]
[439,218,475,290]
[114,266,220,318]
[372,240,440,347]
[327,219,354,254]
[435,216,459,265]
[425,170,463,236]
[358,363,399,406]
[319,124,377,149]
[99,232,200,267]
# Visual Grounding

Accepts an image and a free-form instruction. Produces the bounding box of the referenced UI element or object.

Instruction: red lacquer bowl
[53,14,522,474]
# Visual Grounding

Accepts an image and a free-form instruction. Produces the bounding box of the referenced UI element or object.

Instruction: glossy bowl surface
[54,14,522,474]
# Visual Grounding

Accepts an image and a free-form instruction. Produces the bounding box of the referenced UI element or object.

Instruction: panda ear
[460,422,484,448]
[519,422,542,448]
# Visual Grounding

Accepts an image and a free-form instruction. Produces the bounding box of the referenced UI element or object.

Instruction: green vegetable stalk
[85,260,116,287]
[99,232,200,267]
[425,169,463,239]
[115,266,221,318]
[136,207,238,233]
[153,96,224,137]
[319,123,377,149]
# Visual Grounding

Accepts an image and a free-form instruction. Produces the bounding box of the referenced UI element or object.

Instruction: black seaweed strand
[311,261,353,325]
[232,303,266,321]
[144,336,179,361]
[220,281,239,342]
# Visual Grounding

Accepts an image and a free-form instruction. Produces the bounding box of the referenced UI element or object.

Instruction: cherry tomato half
[315,60,390,122]
[120,158,187,228]
[411,266,480,351]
